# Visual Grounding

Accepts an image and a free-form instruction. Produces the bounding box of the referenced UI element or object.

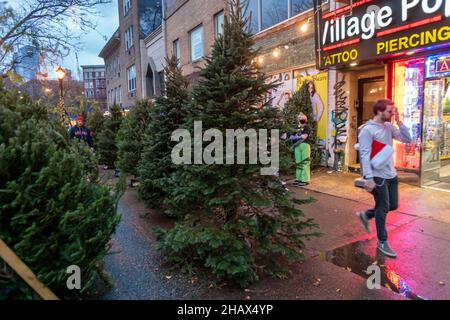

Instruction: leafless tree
[0,0,110,78]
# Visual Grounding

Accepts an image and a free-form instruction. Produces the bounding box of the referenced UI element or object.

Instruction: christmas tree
[97,104,123,168]
[154,1,319,287]
[117,100,153,177]
[283,82,321,169]
[0,81,121,299]
[138,56,190,207]
[86,106,105,142]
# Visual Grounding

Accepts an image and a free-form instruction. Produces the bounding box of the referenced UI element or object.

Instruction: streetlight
[55,67,67,125]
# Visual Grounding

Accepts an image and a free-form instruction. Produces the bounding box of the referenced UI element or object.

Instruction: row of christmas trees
[86,2,321,287]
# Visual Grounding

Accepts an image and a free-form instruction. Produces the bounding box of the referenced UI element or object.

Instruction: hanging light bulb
[300,23,309,33]
[272,48,280,58]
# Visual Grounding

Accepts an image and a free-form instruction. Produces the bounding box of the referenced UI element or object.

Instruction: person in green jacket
[288,113,311,186]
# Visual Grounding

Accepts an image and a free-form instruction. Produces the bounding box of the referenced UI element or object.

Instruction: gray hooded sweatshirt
[358,120,412,180]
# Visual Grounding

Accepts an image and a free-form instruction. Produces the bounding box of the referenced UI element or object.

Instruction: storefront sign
[437,58,450,72]
[426,53,450,78]
[314,0,450,69]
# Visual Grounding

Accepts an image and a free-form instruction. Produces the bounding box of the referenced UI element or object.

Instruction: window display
[392,58,424,170]
[422,53,450,190]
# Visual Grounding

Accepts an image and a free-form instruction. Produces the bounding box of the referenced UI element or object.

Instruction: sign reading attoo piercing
[313,0,450,69]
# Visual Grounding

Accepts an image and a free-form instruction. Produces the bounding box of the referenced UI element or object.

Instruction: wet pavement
[296,169,450,300]
[97,169,450,300]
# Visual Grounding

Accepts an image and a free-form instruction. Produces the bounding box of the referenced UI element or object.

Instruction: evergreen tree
[117,100,153,177]
[0,81,122,299]
[86,106,105,141]
[283,82,321,169]
[138,57,190,207]
[154,1,319,287]
[97,104,123,168]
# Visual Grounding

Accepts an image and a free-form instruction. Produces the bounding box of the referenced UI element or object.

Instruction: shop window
[422,54,450,190]
[392,58,424,171]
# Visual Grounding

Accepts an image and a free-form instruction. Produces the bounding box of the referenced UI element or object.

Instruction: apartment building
[81,65,107,109]
[164,0,226,84]
[99,0,163,109]
[100,28,123,108]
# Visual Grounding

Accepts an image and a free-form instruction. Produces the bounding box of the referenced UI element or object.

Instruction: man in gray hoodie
[357,99,412,258]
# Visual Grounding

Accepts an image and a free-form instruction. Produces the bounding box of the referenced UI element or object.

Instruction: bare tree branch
[0,0,110,77]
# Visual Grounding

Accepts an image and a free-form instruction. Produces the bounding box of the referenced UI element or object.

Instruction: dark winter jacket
[69,125,94,149]
[288,125,310,150]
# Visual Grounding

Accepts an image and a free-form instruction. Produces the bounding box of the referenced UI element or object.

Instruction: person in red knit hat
[69,115,94,149]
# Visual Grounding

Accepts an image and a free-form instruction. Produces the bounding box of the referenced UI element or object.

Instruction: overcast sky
[7,0,119,80]
[65,1,119,80]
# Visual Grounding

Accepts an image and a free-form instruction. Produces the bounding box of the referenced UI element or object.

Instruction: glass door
[422,77,450,191]
[356,77,386,164]
[358,77,386,128]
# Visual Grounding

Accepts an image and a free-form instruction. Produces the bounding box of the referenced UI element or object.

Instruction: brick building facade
[100,28,122,108]
[164,0,226,83]
[100,0,163,109]
[81,65,107,110]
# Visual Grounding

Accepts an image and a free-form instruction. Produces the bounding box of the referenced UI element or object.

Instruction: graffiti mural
[332,74,349,171]
[266,72,294,110]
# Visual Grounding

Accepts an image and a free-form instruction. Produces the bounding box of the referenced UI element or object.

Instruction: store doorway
[422,77,450,192]
[357,77,386,129]
[356,77,386,164]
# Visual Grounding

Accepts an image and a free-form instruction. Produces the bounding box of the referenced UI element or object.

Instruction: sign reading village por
[314,0,450,69]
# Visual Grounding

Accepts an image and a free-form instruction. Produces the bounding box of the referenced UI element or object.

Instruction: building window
[189,25,204,62]
[123,0,131,16]
[158,71,165,93]
[262,0,288,30]
[291,0,313,16]
[243,0,260,33]
[215,11,225,38]
[173,39,180,66]
[127,65,136,92]
[119,85,122,104]
[243,0,314,34]
[125,25,134,51]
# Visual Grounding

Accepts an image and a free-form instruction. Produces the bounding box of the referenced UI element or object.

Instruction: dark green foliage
[282,82,321,169]
[117,100,153,177]
[154,1,319,287]
[97,104,123,168]
[86,106,105,141]
[0,82,121,299]
[138,57,190,207]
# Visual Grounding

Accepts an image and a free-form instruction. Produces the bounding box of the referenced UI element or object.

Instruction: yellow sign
[376,26,450,55]
[296,72,328,140]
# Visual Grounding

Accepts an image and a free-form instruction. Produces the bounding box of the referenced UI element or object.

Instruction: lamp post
[55,67,67,125]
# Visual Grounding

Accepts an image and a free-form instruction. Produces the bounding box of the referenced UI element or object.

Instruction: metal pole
[59,78,66,125]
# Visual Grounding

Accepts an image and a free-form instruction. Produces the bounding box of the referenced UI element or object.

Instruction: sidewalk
[302,168,450,224]
[287,168,450,300]
[100,183,402,300]
[98,168,449,300]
